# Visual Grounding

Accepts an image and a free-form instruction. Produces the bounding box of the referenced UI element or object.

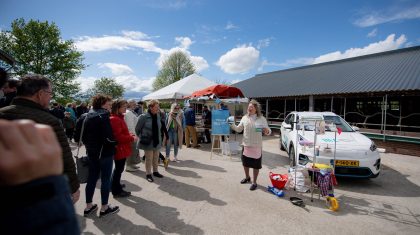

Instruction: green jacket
[0,98,80,193]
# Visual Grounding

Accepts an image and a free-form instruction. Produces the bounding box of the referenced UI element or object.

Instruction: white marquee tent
[142,74,216,101]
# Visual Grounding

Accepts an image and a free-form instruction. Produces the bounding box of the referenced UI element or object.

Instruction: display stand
[210,134,231,160]
[309,120,338,203]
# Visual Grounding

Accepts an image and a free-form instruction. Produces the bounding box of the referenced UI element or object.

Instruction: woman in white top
[230,100,271,191]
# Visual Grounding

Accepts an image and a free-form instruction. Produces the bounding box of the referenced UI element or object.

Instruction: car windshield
[297,115,354,132]
[323,115,354,132]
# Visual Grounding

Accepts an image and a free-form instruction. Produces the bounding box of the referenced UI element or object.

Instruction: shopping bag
[75,156,89,184]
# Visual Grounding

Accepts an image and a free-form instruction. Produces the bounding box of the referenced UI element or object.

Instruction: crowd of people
[0,68,271,233]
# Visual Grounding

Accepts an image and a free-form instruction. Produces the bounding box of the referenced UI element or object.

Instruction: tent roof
[190,84,244,98]
[142,74,216,101]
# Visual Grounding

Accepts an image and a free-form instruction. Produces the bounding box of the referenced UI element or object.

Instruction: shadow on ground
[155,176,227,206]
[336,164,420,197]
[174,159,227,173]
[165,166,202,178]
[116,195,204,234]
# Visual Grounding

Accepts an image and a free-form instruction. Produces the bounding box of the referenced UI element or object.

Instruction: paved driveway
[73,136,420,234]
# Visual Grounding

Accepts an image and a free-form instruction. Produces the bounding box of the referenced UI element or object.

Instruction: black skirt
[241,147,262,169]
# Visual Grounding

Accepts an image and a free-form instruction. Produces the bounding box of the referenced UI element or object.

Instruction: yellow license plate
[335,160,359,167]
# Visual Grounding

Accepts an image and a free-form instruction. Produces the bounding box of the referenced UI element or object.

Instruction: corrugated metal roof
[233,46,420,98]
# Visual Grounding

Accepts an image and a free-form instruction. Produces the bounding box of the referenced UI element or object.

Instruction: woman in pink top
[230,100,271,191]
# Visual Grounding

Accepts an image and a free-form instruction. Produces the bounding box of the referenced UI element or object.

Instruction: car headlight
[370,141,377,152]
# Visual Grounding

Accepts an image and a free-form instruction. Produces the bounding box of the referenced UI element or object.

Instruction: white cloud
[77,32,208,73]
[258,58,314,71]
[225,21,238,30]
[114,75,155,93]
[98,63,133,76]
[313,34,406,64]
[258,34,407,71]
[76,75,155,94]
[216,45,260,74]
[175,37,193,49]
[190,55,209,72]
[354,6,420,27]
[257,38,272,49]
[75,32,163,53]
[231,79,243,84]
[121,30,151,40]
[75,76,98,92]
[156,46,209,72]
[367,28,378,38]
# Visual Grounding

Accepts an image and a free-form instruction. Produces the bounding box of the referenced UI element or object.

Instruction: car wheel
[280,132,285,151]
[289,144,296,167]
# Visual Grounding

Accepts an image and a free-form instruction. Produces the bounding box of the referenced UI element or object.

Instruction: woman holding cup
[230,99,271,191]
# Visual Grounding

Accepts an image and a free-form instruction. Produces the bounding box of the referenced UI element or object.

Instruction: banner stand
[210,134,231,160]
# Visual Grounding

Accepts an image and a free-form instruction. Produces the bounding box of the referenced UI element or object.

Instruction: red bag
[269,172,288,189]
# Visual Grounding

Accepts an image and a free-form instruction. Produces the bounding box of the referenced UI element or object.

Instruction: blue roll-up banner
[211,109,230,135]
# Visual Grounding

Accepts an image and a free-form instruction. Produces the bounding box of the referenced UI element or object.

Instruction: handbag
[75,156,89,184]
[74,116,89,184]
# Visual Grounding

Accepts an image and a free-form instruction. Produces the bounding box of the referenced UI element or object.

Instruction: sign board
[211,109,230,135]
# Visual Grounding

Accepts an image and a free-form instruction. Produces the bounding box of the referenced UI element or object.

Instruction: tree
[91,77,124,99]
[153,50,195,91]
[0,18,85,100]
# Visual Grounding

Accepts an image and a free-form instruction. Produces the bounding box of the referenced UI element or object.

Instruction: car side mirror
[284,123,292,130]
[352,126,359,132]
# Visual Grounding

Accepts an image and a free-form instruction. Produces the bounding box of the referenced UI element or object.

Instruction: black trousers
[65,128,74,140]
[111,158,126,195]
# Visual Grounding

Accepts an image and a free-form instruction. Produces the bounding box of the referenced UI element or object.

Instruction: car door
[281,113,294,152]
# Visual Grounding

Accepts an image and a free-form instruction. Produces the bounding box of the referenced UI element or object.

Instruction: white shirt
[124,109,138,133]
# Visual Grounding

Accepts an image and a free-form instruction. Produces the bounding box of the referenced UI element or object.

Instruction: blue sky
[2,0,420,98]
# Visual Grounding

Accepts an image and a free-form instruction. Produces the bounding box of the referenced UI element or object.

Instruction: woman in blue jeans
[165,103,184,163]
[74,94,119,218]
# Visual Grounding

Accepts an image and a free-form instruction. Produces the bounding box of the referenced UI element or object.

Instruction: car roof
[289,111,338,121]
[291,111,338,116]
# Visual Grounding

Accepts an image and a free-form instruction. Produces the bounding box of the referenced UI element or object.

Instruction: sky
[1,0,420,99]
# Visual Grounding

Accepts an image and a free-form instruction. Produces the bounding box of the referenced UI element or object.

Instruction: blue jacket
[1,176,80,235]
[184,107,196,126]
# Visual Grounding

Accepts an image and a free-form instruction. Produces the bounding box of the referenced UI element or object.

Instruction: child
[63,111,76,143]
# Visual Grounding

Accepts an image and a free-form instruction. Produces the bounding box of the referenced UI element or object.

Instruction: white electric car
[280,112,381,178]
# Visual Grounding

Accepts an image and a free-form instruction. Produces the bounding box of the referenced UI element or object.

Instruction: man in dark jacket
[0,78,19,108]
[76,102,89,118]
[184,105,200,148]
[0,74,80,203]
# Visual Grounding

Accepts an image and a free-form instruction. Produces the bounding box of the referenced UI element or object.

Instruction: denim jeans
[166,127,178,157]
[111,158,126,195]
[85,155,113,206]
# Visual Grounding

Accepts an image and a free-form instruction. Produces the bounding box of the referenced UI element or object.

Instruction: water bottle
[267,186,284,197]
